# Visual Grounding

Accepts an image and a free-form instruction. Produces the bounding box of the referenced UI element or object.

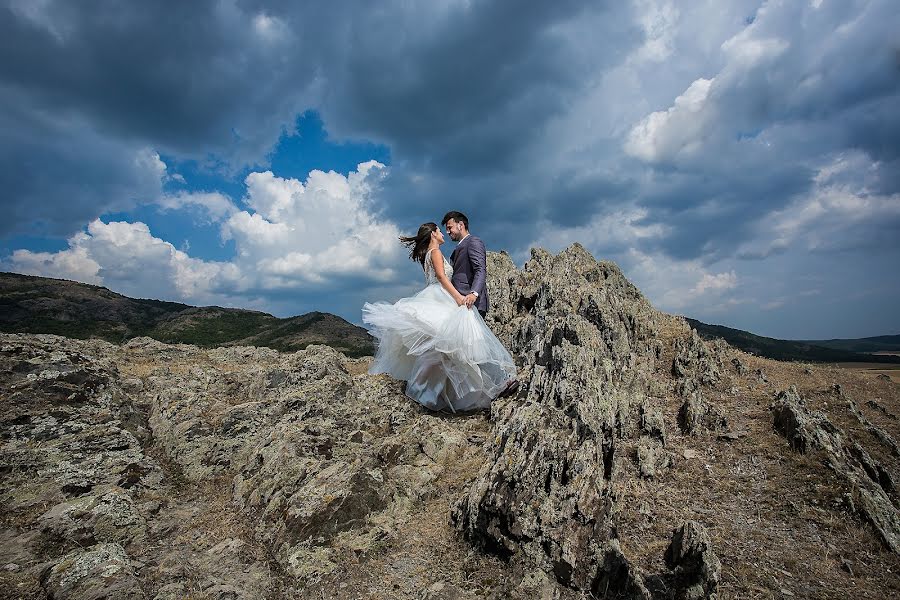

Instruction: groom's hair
[441,211,468,230]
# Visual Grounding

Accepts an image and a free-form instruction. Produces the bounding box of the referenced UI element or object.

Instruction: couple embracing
[363,211,518,413]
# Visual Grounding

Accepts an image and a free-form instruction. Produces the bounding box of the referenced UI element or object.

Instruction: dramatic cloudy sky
[2,0,898,339]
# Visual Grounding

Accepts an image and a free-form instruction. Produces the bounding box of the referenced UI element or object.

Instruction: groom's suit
[450,234,489,315]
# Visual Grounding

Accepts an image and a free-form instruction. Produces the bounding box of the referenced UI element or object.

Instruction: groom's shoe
[498,378,520,398]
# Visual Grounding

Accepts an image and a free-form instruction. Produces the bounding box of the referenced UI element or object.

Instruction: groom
[442,210,519,398]
[442,211,488,317]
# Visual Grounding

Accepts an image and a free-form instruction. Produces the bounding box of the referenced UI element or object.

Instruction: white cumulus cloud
[737,152,900,258]
[8,220,239,303]
[5,162,405,313]
[624,77,714,162]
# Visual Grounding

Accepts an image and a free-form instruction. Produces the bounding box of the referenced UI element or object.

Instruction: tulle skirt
[362,283,517,412]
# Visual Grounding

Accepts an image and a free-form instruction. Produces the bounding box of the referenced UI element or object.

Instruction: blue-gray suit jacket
[450,235,489,314]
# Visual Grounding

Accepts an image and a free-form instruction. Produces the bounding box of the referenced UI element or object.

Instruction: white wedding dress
[362,250,517,412]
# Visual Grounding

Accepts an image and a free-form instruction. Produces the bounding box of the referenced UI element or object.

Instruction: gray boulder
[650,521,721,600]
[678,392,727,435]
[40,543,144,600]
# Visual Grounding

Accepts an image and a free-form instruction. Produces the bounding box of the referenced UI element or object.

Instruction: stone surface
[3,244,899,599]
[770,387,842,454]
[37,485,147,551]
[678,392,728,435]
[40,542,144,600]
[771,387,900,552]
[658,521,721,600]
[672,331,723,388]
[637,437,670,479]
[455,246,683,593]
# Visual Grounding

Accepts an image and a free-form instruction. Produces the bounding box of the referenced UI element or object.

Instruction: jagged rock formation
[677,392,727,435]
[1,335,486,598]
[655,521,721,600]
[771,387,900,552]
[2,244,899,599]
[452,246,715,596]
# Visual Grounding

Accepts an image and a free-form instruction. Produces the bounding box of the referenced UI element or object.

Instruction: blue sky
[1,0,898,339]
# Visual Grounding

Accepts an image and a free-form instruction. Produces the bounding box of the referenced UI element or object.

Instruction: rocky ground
[1,244,898,599]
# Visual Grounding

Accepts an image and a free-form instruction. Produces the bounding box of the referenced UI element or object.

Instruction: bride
[362,222,517,412]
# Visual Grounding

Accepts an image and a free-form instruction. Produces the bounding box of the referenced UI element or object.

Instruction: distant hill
[685,318,900,364]
[0,272,375,357]
[794,334,900,354]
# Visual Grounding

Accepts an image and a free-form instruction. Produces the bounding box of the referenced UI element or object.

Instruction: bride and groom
[363,211,519,412]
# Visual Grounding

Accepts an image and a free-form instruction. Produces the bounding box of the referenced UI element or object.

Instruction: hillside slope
[0,272,374,356]
[686,318,900,364]
[797,334,900,354]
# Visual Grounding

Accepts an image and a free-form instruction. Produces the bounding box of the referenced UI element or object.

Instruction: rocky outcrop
[771,387,900,552]
[652,521,721,600]
[847,397,900,458]
[454,249,653,589]
[672,332,724,388]
[39,542,145,600]
[0,337,161,513]
[678,392,727,435]
[37,485,147,551]
[3,245,898,599]
[133,339,480,582]
[454,245,717,596]
[2,334,478,597]
[771,387,842,454]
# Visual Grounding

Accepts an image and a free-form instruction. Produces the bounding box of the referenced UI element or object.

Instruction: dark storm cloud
[1,0,638,240]
[321,0,621,172]
[615,0,900,263]
[3,0,900,337]
[1,0,314,235]
[631,159,814,261]
[0,1,314,155]
[0,86,164,236]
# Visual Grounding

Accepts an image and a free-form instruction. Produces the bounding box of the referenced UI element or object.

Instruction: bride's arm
[431,249,466,307]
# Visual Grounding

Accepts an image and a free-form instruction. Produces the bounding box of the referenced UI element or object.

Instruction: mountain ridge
[0,271,375,357]
[685,317,900,364]
[5,270,898,365]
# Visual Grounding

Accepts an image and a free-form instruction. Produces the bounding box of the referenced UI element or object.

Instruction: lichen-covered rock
[0,335,163,518]
[657,521,721,600]
[678,392,728,435]
[771,387,900,553]
[38,485,147,551]
[140,343,474,579]
[847,398,900,458]
[672,330,722,387]
[636,437,670,478]
[640,401,666,443]
[454,245,668,592]
[770,387,841,454]
[40,542,144,600]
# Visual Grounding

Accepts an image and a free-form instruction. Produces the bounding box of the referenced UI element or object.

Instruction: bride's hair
[399,222,438,267]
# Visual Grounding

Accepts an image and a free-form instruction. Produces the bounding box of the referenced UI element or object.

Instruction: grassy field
[834,361,900,382]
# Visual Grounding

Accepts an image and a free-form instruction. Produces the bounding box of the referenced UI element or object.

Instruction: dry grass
[289,413,516,600]
[72,336,900,598]
[616,344,900,599]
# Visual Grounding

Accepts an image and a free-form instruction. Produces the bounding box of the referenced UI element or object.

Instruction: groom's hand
[464,293,477,308]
